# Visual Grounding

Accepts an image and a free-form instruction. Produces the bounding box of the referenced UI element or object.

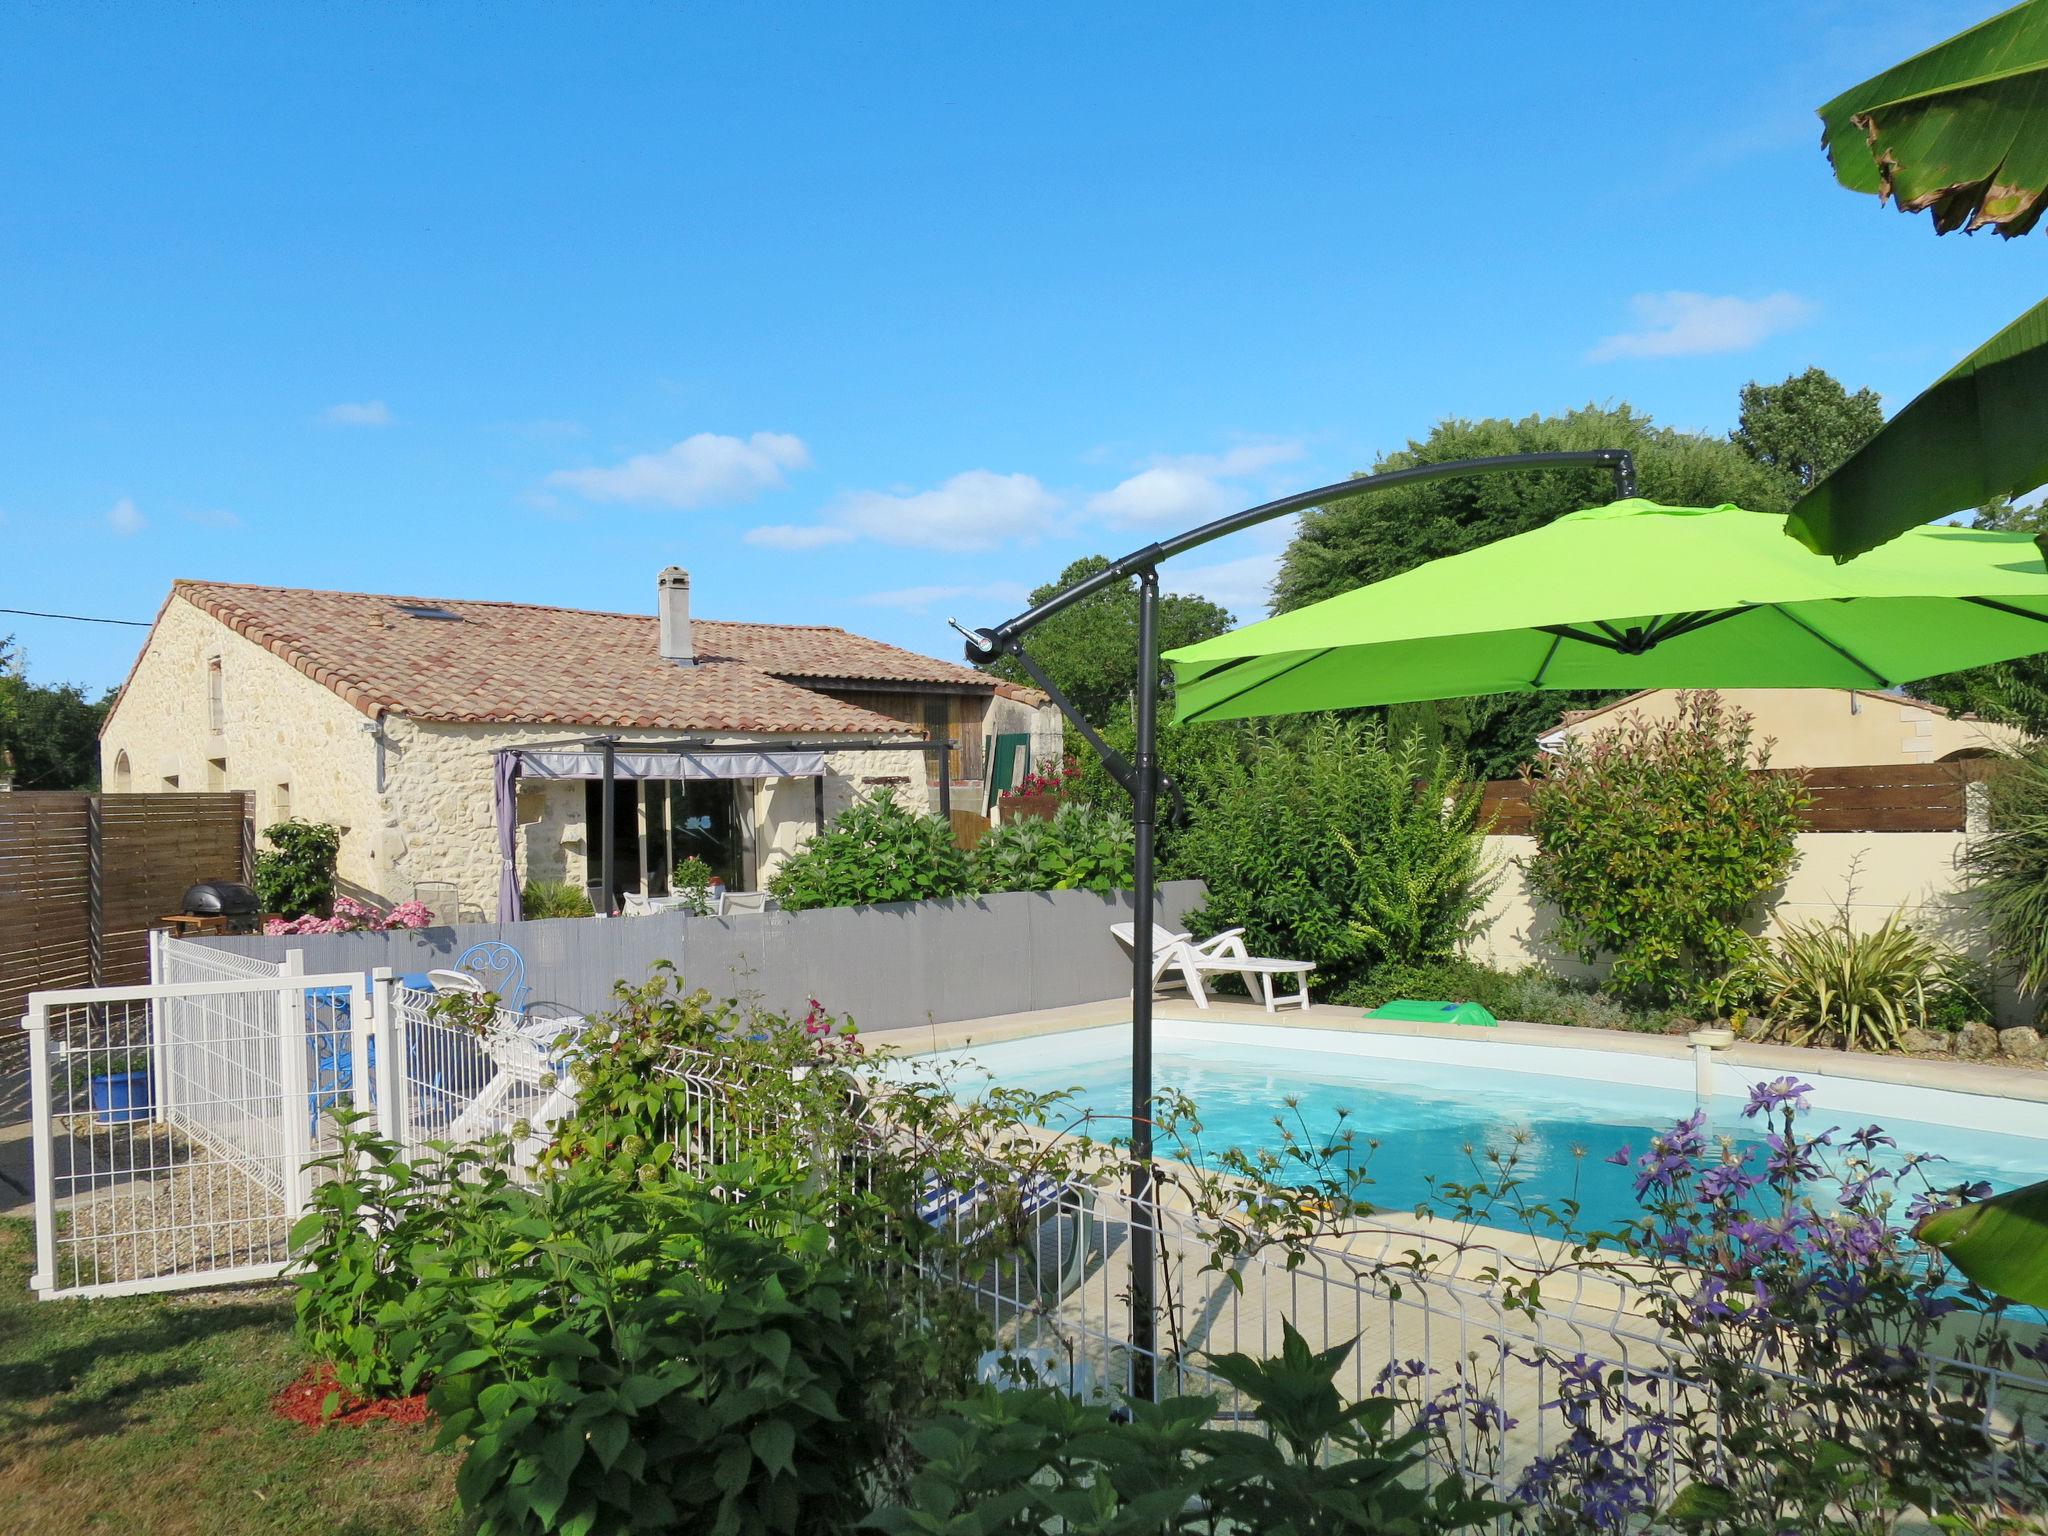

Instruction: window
[207,757,227,790]
[394,603,463,621]
[111,752,131,792]
[273,782,292,822]
[206,656,225,734]
[161,773,180,790]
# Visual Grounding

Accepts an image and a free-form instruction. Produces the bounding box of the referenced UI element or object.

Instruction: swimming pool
[910,1018,2048,1240]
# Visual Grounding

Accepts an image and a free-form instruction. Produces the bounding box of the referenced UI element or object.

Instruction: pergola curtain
[509,748,826,781]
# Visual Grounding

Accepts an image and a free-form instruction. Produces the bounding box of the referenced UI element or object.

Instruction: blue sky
[3,1,2041,695]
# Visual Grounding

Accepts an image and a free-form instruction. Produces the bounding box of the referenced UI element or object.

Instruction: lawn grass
[0,1217,462,1536]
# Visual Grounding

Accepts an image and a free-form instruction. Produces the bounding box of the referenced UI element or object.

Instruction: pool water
[916,1025,2047,1240]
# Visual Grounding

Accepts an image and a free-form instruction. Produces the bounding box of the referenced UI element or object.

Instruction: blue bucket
[90,1069,155,1127]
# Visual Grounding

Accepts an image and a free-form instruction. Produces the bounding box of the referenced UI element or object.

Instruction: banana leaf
[1819,0,2048,237]
[1785,296,2048,560]
[1914,1176,2048,1307]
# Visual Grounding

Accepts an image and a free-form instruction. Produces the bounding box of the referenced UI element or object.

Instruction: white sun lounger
[1109,921,1314,1012]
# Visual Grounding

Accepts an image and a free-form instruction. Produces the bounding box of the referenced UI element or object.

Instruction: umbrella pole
[956,448,1638,1405]
[1130,569,1161,1401]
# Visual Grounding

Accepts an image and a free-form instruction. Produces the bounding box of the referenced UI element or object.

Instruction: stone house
[100,571,1059,919]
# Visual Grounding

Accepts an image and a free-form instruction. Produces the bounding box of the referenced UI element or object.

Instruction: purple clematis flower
[1744,1076,1814,1118]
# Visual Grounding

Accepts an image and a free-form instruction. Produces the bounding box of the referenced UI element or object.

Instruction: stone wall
[98,595,387,892]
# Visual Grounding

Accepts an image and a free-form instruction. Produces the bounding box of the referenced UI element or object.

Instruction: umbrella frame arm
[954,446,1635,1406]
[958,449,1637,665]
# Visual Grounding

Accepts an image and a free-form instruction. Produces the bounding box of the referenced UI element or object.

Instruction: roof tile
[166,581,992,734]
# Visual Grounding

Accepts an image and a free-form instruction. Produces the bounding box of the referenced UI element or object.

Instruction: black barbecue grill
[180,880,265,932]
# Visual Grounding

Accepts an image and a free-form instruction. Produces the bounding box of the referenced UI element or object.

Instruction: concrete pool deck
[871,994,2048,1112]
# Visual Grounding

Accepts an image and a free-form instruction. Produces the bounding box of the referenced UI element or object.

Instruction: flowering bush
[1000,753,1078,802]
[1526,691,1808,1005]
[265,895,432,936]
[1430,1075,2048,1534]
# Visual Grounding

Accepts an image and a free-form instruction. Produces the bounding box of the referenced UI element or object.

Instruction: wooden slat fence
[1479,761,1996,837]
[0,791,249,1021]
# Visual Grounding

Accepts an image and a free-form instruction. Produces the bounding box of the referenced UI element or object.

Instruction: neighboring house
[101,570,1059,919]
[1537,688,2024,768]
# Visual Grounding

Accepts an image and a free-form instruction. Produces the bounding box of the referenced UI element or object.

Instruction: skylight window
[395,603,463,621]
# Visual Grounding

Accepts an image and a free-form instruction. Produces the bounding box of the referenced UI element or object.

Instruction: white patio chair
[434,979,586,1149]
[1109,921,1312,1011]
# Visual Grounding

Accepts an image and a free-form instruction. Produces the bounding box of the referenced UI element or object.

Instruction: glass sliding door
[585,776,749,901]
[666,778,745,892]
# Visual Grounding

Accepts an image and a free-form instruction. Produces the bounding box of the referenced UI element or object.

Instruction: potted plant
[86,1048,155,1127]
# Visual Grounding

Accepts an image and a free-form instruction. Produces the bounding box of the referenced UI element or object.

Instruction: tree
[1731,367,1885,492]
[0,640,113,790]
[983,555,1234,728]
[1275,404,1793,779]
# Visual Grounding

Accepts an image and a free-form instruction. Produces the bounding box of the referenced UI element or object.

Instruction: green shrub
[1966,740,2048,995]
[1924,958,1995,1032]
[1341,957,1675,1033]
[1525,691,1807,1006]
[766,789,974,911]
[670,854,717,914]
[1729,908,1964,1052]
[867,1320,1509,1536]
[253,818,341,917]
[287,1111,490,1407]
[971,800,1134,894]
[428,1155,899,1536]
[521,878,594,918]
[1172,718,1497,995]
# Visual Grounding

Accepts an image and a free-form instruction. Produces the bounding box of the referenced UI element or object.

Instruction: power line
[0,605,151,628]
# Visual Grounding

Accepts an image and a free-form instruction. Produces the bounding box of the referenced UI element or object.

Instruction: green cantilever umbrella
[1167,498,2048,723]
[1168,493,2048,1307]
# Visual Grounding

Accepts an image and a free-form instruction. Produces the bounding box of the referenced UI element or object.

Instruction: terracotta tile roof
[157,581,992,733]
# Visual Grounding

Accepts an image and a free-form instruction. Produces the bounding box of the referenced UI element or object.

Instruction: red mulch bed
[274,1364,432,1430]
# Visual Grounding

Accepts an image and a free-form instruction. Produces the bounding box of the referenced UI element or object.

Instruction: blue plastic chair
[453,940,529,1013]
[305,986,375,1134]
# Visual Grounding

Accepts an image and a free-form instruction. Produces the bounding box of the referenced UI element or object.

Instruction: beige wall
[1549,689,2022,769]
[99,595,385,891]
[986,691,1065,774]
[1466,828,2020,1021]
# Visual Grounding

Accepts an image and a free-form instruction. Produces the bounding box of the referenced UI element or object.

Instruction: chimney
[658,567,694,664]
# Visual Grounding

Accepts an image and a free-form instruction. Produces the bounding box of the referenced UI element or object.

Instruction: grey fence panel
[191,882,1208,1033]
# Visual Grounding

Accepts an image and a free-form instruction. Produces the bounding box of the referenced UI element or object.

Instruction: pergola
[491,734,962,919]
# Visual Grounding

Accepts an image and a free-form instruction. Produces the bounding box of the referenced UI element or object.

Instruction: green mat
[1365,998,1498,1028]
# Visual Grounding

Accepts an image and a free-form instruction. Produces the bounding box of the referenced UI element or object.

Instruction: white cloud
[107,497,145,536]
[324,399,394,427]
[1088,441,1305,527]
[548,431,810,509]
[1170,551,1279,621]
[183,508,242,530]
[833,470,1061,553]
[1588,292,1816,362]
[745,523,856,551]
[855,581,1029,613]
